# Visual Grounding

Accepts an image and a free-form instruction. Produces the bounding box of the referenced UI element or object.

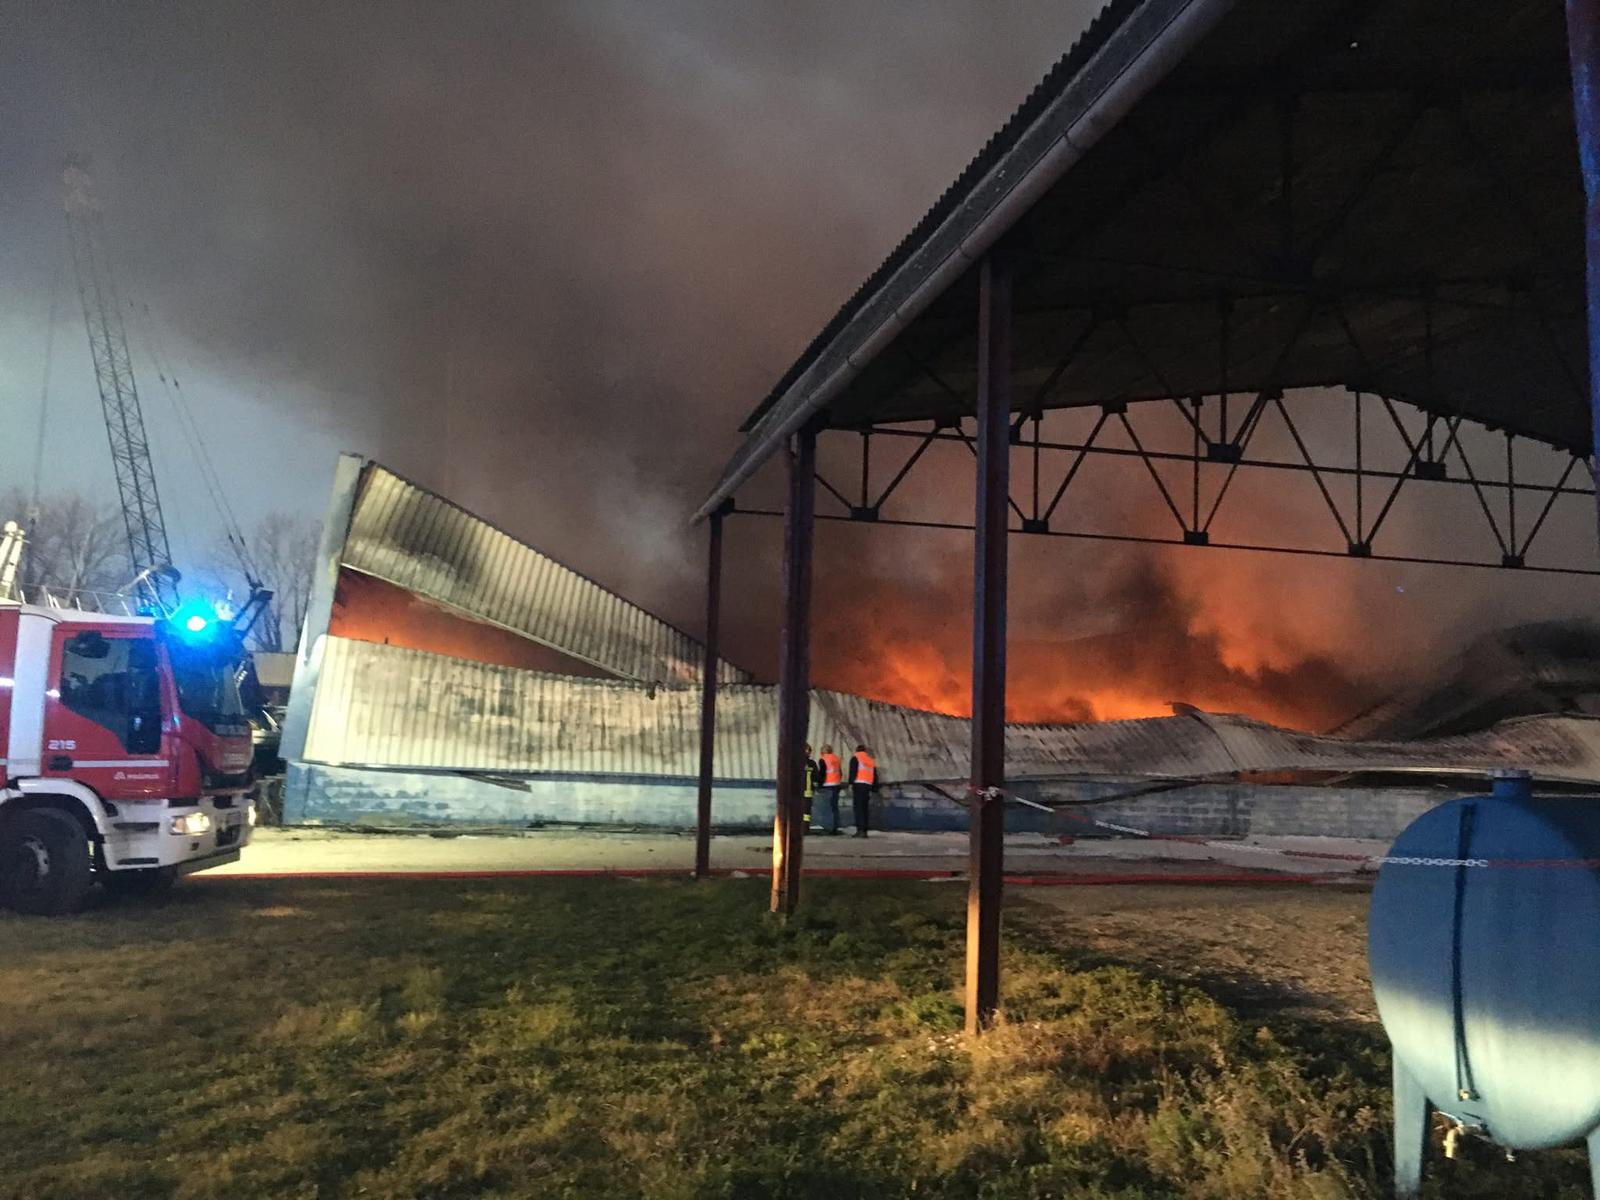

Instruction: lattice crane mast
[61,165,179,614]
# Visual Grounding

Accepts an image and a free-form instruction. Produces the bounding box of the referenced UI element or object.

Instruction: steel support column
[771,426,816,915]
[1567,0,1600,537]
[967,251,1011,1033]
[695,502,728,880]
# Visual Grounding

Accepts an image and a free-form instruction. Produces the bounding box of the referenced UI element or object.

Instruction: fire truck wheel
[102,867,177,897]
[0,809,95,916]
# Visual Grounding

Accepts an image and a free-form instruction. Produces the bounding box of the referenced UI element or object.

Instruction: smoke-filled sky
[3,0,1598,727]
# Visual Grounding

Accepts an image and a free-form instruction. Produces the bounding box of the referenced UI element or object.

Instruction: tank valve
[1443,1124,1463,1160]
[1486,767,1533,803]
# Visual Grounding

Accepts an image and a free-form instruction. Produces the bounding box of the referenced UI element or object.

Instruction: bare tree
[210,511,321,652]
[2,490,320,648]
[0,487,129,600]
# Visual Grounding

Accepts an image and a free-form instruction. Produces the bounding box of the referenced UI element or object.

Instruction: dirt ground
[1018,883,1377,1025]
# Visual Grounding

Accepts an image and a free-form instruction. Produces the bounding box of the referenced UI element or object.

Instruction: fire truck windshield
[165,642,246,726]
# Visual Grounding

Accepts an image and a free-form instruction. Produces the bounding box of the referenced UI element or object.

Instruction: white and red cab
[0,599,255,913]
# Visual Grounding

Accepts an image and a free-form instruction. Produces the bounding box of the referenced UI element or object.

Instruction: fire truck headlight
[170,812,213,836]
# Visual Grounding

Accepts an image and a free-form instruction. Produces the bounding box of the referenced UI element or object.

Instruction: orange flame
[811,557,1373,731]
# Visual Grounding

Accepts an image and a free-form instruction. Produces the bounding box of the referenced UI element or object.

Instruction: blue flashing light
[168,598,226,642]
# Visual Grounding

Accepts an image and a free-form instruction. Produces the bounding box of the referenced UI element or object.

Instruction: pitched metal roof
[701,0,1584,517]
[741,0,1177,433]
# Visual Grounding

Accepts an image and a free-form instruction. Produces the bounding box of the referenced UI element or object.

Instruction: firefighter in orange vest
[815,744,844,835]
[848,744,878,838]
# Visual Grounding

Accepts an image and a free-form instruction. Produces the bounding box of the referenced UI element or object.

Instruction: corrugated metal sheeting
[303,637,1600,786]
[305,637,779,778]
[341,463,749,687]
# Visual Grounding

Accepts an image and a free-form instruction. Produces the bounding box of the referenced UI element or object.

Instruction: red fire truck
[0,599,255,914]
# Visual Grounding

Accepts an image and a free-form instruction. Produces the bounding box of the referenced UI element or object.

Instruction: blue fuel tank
[1369,771,1600,1196]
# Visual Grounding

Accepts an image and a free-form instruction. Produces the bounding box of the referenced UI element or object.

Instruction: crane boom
[61,166,177,614]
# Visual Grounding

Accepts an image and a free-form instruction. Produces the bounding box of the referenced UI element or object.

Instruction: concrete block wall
[285,763,1460,841]
[1030,781,1448,841]
[284,764,776,828]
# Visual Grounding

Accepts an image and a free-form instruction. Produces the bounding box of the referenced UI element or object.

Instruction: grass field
[0,876,1589,1199]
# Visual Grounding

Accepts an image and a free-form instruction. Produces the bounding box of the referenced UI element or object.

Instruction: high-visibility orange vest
[820,752,843,786]
[853,752,876,785]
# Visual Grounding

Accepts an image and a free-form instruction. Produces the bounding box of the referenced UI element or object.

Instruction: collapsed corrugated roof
[341,460,750,687]
[302,637,1600,786]
[304,636,777,777]
[1336,619,1600,740]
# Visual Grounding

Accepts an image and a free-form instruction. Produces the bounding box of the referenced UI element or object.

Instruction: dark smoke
[0,0,1094,595]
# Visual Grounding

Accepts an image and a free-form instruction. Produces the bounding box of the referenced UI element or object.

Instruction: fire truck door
[42,628,169,800]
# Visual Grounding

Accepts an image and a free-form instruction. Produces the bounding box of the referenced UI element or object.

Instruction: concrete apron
[211,826,1382,881]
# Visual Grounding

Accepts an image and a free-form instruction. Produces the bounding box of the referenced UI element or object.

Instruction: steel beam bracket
[1206,441,1243,463]
[1021,518,1049,535]
[1501,552,1526,569]
[850,505,880,523]
[1413,460,1448,481]
[1101,399,1128,415]
[1183,530,1210,546]
[1348,540,1372,558]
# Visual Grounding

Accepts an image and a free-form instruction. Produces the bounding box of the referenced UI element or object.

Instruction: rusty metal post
[694,502,728,880]
[967,250,1011,1034]
[1567,0,1600,538]
[771,425,816,915]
